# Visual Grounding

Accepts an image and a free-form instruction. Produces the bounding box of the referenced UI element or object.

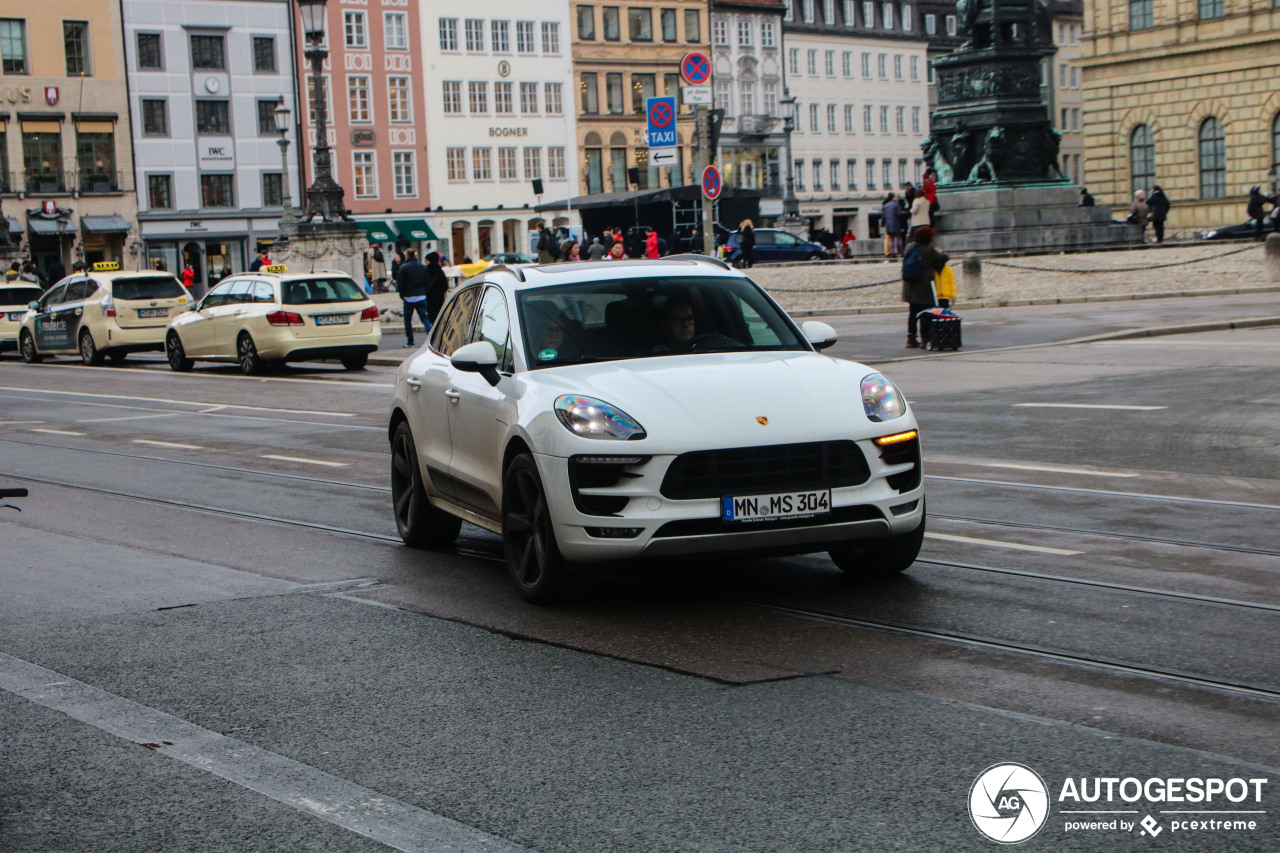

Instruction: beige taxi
[18,262,191,365]
[1,281,46,356]
[164,265,381,374]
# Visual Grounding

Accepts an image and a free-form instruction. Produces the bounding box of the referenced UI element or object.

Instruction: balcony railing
[77,170,123,193]
[24,171,66,194]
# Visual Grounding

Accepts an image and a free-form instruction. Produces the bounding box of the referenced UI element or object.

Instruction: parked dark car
[1202,218,1278,240]
[724,229,833,265]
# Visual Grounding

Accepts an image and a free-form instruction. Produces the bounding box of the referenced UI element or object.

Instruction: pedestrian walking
[367,243,387,291]
[738,220,756,267]
[397,250,431,348]
[424,251,449,324]
[535,223,560,263]
[909,192,931,236]
[1128,190,1150,240]
[249,250,270,272]
[1247,187,1266,241]
[839,228,856,259]
[882,194,906,257]
[901,225,948,348]
[1147,185,1170,243]
[923,169,939,218]
[586,238,606,261]
[181,262,195,291]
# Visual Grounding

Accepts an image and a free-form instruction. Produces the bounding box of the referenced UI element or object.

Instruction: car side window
[227,280,255,305]
[754,231,776,245]
[430,285,481,357]
[200,282,235,309]
[774,232,799,246]
[40,283,69,309]
[471,286,513,373]
[64,280,92,302]
[252,282,275,303]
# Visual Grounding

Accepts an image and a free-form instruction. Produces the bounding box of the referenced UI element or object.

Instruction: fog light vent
[889,499,920,516]
[585,526,643,539]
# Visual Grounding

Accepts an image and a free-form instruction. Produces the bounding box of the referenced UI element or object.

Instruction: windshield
[0,286,43,307]
[111,276,187,301]
[281,277,366,304]
[517,275,806,368]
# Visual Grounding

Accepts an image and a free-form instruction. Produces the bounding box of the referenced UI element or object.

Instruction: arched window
[1198,117,1226,200]
[1129,124,1155,197]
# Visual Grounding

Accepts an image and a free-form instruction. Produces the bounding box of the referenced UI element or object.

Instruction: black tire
[108,351,128,364]
[19,330,42,364]
[502,453,571,604]
[341,353,368,370]
[829,506,926,578]
[79,330,104,366]
[390,421,461,547]
[166,332,194,372]
[237,333,263,375]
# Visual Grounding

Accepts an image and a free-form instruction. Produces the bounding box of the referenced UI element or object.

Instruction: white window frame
[545,82,563,115]
[520,82,538,114]
[492,20,510,53]
[761,21,775,47]
[738,20,751,47]
[352,150,376,198]
[473,147,493,181]
[384,13,407,50]
[465,18,484,52]
[442,80,462,115]
[498,146,518,180]
[439,18,459,51]
[344,11,367,49]
[713,19,728,47]
[388,76,411,123]
[516,20,536,54]
[392,150,416,197]
[447,147,466,181]
[495,81,513,114]
[549,146,566,179]
[468,81,489,114]
[542,22,560,54]
[523,146,542,179]
[347,75,371,123]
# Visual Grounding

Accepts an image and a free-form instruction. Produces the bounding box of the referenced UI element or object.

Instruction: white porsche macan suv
[388,257,925,602]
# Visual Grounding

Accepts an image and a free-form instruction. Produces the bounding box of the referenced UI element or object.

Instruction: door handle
[444,389,461,402]
[406,377,422,391]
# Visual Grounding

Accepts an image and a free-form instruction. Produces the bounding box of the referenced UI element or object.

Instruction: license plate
[721,489,831,524]
[7,312,22,321]
[138,308,168,318]
[314,314,350,326]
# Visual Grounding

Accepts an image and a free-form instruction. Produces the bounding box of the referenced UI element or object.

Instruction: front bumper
[536,436,925,563]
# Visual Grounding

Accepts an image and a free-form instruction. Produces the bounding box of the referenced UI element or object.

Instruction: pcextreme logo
[969,763,1269,844]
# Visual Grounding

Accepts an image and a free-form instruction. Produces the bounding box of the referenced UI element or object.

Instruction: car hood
[527,351,910,453]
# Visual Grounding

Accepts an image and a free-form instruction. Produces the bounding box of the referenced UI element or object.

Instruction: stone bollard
[1267,233,1280,284]
[960,254,984,300]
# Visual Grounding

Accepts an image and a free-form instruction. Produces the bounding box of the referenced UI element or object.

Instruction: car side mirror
[801,320,837,351]
[451,340,501,386]
[28,301,39,310]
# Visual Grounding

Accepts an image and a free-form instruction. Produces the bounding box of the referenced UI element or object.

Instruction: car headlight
[861,373,907,422]
[1204,230,1217,239]
[554,395,647,440]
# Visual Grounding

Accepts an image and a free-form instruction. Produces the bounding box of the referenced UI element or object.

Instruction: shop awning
[5,217,21,234]
[357,220,396,243]
[391,219,440,242]
[80,214,132,234]
[26,217,77,236]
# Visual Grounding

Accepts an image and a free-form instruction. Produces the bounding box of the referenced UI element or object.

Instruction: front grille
[880,437,921,493]
[653,504,883,538]
[660,441,870,500]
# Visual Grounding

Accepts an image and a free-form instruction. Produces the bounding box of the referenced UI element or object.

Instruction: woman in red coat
[181,262,195,290]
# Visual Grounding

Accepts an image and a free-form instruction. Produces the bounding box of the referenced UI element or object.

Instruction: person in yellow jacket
[933,262,956,309]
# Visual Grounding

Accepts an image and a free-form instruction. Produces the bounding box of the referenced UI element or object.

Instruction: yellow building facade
[571,1,709,196]
[1082,0,1280,229]
[0,1,137,270]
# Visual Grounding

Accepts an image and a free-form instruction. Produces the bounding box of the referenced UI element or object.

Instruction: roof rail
[663,253,731,270]
[487,263,526,282]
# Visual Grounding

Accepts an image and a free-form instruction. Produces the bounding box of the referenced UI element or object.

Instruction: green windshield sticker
[537,348,558,361]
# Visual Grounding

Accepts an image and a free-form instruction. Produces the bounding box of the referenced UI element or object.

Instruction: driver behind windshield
[654,299,697,352]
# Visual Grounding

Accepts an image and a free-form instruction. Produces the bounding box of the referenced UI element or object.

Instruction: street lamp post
[778,89,802,229]
[273,97,298,239]
[296,0,348,223]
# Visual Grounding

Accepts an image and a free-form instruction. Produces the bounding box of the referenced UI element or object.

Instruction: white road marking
[929,458,1140,479]
[78,413,180,424]
[11,362,394,389]
[925,532,1083,556]
[0,386,357,417]
[29,428,87,437]
[133,439,205,450]
[1014,403,1166,411]
[0,420,43,425]
[0,652,529,853]
[261,454,348,468]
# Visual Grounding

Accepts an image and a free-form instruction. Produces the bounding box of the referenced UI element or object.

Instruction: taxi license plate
[315,314,350,326]
[7,312,22,321]
[138,308,168,318]
[722,489,831,524]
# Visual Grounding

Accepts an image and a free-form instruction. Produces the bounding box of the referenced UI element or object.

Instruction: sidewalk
[367,242,1280,365]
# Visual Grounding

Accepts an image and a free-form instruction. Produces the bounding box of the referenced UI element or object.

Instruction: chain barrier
[767,275,899,293]
[984,242,1262,274]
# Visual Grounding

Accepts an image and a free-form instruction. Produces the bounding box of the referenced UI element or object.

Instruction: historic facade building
[0,1,137,272]
[295,0,432,254]
[572,0,708,197]
[782,0,931,238]
[710,0,788,220]
[421,3,578,261]
[1082,0,1280,228]
[125,0,298,290]
[1047,0,1084,188]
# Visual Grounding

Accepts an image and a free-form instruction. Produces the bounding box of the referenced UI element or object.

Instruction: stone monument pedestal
[270,221,365,281]
[933,184,1142,253]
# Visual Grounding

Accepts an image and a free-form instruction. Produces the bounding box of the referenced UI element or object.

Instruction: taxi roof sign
[262,264,289,273]
[92,261,121,272]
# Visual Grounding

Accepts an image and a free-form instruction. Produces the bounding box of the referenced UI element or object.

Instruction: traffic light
[627,167,641,187]
[707,109,725,163]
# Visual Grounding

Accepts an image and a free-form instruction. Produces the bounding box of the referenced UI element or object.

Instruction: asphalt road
[1,295,1278,852]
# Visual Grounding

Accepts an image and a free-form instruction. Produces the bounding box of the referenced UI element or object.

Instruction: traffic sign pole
[699,104,713,255]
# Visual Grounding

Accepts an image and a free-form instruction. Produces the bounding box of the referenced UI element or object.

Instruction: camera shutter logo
[969,763,1049,844]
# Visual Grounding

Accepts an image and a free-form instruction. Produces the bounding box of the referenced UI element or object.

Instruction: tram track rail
[5,470,1279,703]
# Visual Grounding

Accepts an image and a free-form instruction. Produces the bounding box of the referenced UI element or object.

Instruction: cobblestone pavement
[370,241,1274,325]
[749,241,1271,314]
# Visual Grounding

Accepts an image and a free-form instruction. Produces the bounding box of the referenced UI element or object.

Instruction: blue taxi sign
[646,97,677,149]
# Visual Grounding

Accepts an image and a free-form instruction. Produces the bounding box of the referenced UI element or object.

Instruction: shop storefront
[140,216,280,297]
